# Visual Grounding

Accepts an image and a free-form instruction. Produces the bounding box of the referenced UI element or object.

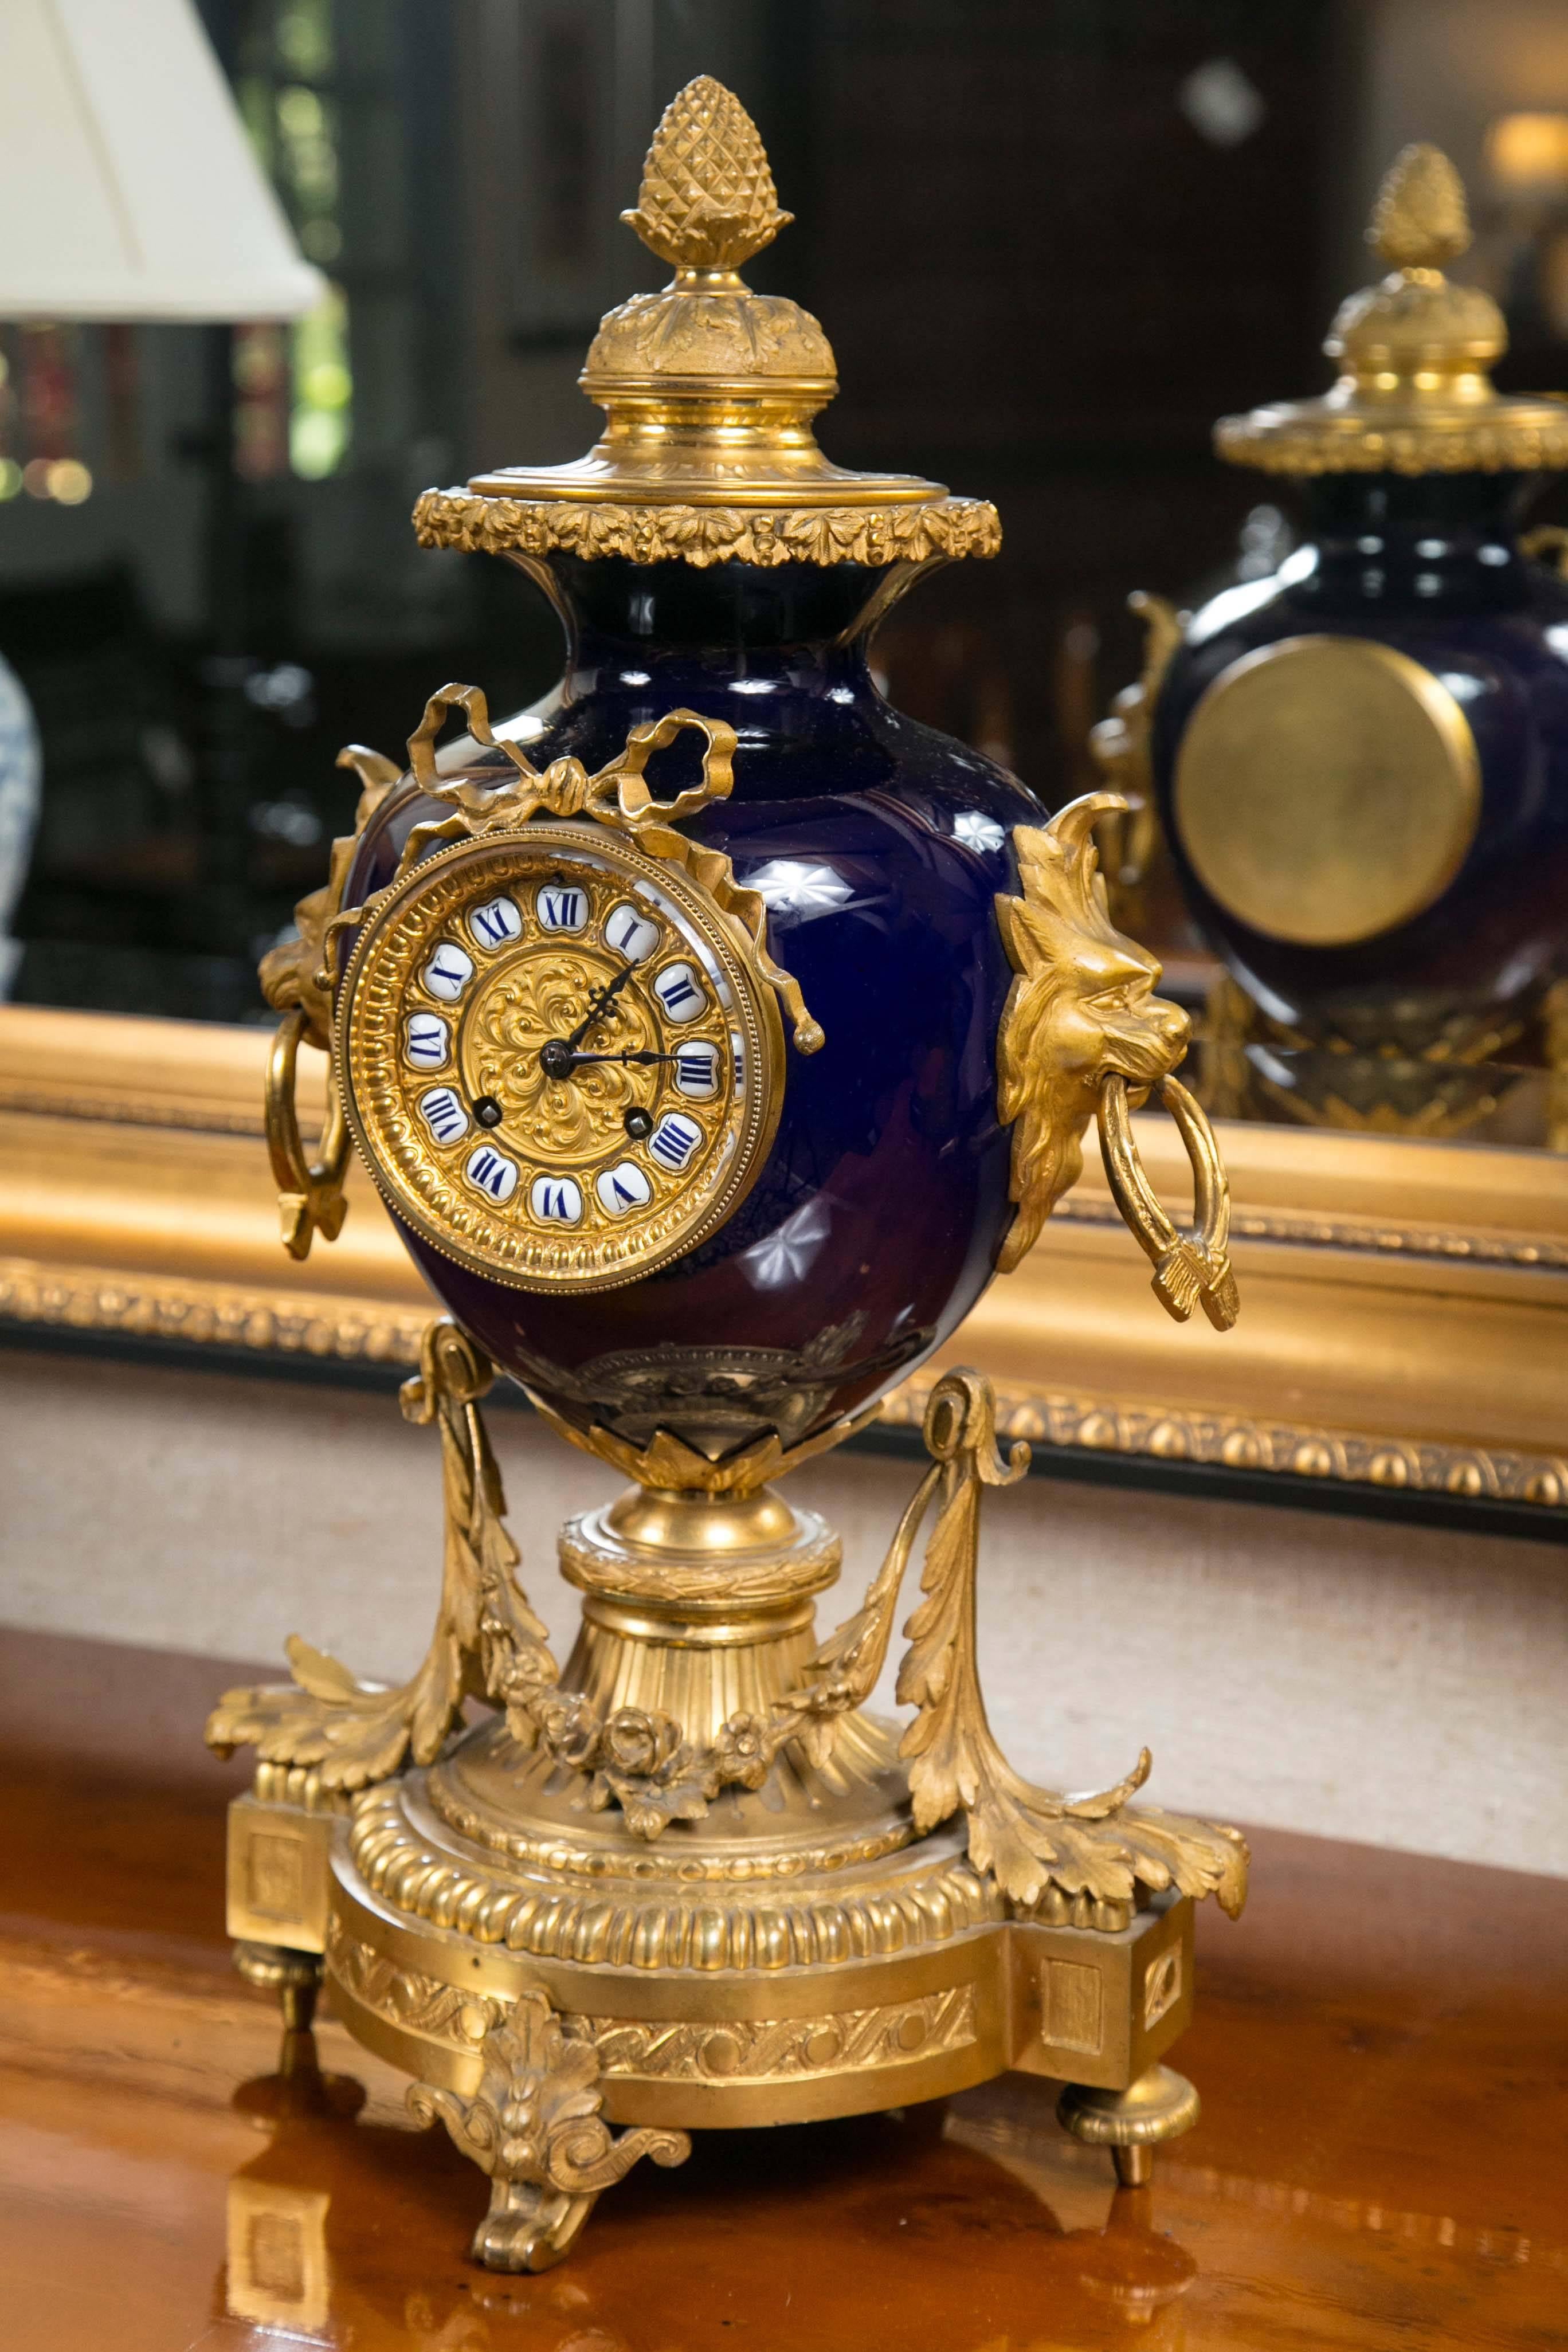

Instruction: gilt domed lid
[1216,143,1568,477]
[414,77,999,569]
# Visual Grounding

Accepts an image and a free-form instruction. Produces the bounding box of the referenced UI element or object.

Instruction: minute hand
[563,962,638,1051]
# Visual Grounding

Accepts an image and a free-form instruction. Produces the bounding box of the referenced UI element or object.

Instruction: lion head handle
[994,791,1191,1275]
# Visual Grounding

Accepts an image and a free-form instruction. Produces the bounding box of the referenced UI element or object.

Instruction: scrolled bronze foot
[469,2180,599,2274]
[407,1988,690,2272]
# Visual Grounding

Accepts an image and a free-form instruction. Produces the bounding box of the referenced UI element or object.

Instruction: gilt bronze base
[212,1331,1244,2271]
[226,1763,1200,2269]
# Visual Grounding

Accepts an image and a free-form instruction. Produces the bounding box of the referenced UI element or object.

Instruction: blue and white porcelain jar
[0,649,40,997]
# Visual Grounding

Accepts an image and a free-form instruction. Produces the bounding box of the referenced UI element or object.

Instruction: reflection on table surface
[3,1643,1566,2352]
[5,1836,1566,2352]
[224,2031,1199,2349]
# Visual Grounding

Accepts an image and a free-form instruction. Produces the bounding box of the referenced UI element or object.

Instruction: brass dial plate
[336,825,784,1292]
[1173,634,1481,948]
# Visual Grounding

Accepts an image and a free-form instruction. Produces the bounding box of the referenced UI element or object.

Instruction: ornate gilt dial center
[465,945,668,1168]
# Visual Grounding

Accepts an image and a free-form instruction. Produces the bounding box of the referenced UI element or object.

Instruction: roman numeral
[653,961,707,1021]
[529,1175,584,1224]
[603,901,660,962]
[404,1013,450,1069]
[417,1086,468,1144]
[468,896,522,951]
[675,1044,719,1098]
[648,1114,701,1171]
[422,943,474,1002]
[595,1160,653,1216]
[464,1145,519,1202]
[536,887,587,932]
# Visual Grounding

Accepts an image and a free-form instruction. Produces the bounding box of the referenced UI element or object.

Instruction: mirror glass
[2,0,1565,1159]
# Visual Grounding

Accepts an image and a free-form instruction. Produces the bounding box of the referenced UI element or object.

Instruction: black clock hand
[556,1049,680,1069]
[539,1033,675,1081]
[563,961,638,1052]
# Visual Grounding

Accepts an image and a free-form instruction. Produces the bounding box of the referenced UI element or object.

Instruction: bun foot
[1057,2063,1201,2185]
[233,1939,323,2032]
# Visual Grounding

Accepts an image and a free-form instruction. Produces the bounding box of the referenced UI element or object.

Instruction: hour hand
[558,1049,678,1069]
[537,1036,677,1079]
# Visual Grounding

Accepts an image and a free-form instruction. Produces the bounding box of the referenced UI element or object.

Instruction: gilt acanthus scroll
[207,1316,901,1837]
[895,1371,1249,1915]
[207,1319,556,1792]
[209,1323,1248,1917]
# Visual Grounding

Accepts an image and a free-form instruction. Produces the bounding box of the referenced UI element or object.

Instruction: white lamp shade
[0,0,324,322]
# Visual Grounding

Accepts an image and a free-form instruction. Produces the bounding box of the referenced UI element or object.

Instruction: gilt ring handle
[1096,1072,1240,1331]
[265,1005,352,1263]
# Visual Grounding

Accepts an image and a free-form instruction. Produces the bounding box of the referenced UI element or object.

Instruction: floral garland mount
[413,487,1002,573]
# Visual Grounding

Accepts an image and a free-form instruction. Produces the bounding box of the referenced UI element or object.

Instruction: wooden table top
[2,1626,1565,2352]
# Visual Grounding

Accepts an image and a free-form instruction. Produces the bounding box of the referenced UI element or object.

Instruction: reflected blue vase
[1146,143,1568,1063]
[1154,470,1568,1049]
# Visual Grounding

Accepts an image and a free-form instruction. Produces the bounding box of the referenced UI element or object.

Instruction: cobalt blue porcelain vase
[1153,469,1568,1054]
[339,545,1039,1458]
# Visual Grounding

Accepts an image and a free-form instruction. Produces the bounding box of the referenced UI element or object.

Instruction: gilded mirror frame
[1,1003,1564,1527]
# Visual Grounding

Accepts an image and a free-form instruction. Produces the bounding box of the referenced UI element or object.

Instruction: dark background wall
[2,0,1565,1021]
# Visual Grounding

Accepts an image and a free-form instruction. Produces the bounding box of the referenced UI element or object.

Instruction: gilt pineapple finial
[1370,143,1471,271]
[621,75,793,272]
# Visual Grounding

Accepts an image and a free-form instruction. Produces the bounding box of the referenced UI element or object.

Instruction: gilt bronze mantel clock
[209,77,1245,2272]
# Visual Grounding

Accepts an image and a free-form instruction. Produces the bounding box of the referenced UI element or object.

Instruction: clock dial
[336,824,785,1291]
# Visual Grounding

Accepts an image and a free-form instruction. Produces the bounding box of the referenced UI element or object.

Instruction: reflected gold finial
[1370,142,1470,271]
[1216,139,1568,476]
[621,75,792,272]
